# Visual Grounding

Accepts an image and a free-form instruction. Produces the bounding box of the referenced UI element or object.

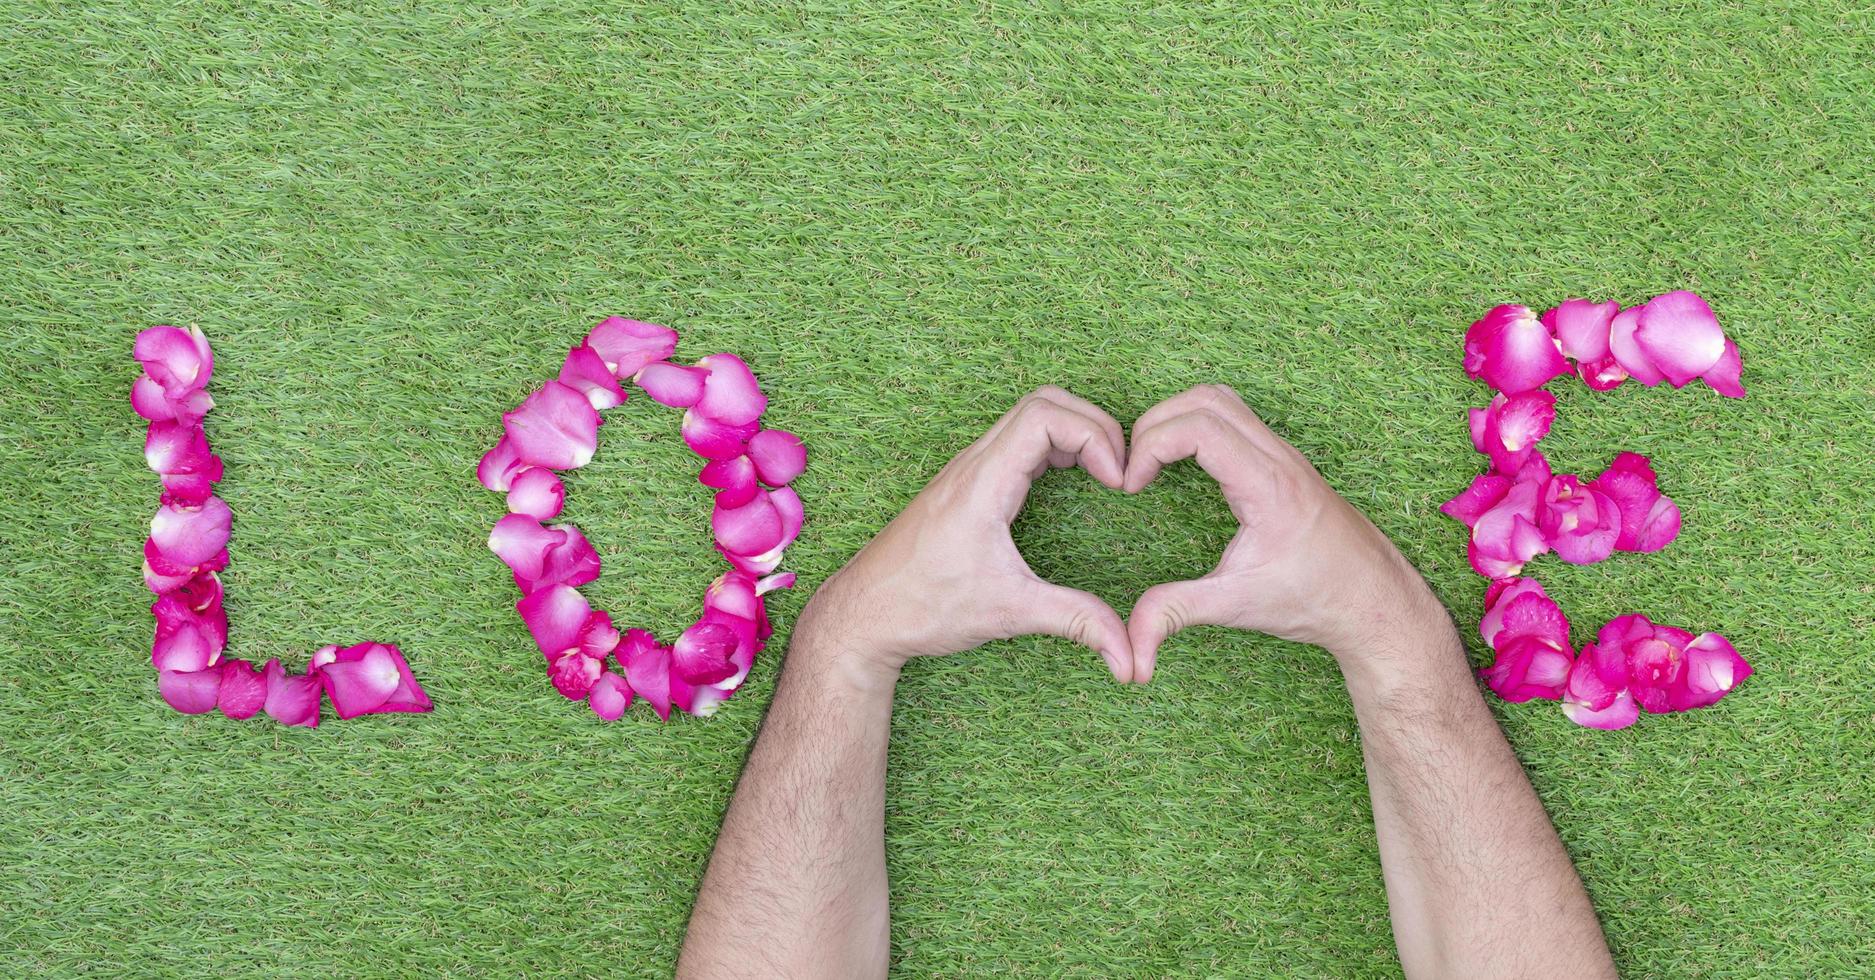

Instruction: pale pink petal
[1467,407,1489,453]
[488,514,564,583]
[1441,474,1512,528]
[216,659,267,719]
[517,585,592,659]
[134,326,212,393]
[1543,299,1619,363]
[747,429,807,486]
[143,558,194,593]
[477,436,528,493]
[584,317,677,378]
[712,492,783,557]
[672,620,739,685]
[700,455,760,509]
[694,354,768,425]
[755,571,795,596]
[507,467,565,520]
[772,486,804,541]
[132,375,179,422]
[637,362,709,408]
[310,644,341,670]
[1635,290,1727,387]
[1699,338,1746,398]
[1468,305,1569,395]
[503,381,601,470]
[588,671,631,721]
[1607,304,1665,386]
[150,496,233,570]
[619,629,673,721]
[1562,687,1638,730]
[673,673,727,717]
[158,667,222,714]
[558,342,628,410]
[262,659,322,727]
[1669,632,1751,711]
[680,409,757,460]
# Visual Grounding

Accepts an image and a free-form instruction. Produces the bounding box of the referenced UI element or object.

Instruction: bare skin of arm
[678,387,1136,979]
[1123,385,1617,979]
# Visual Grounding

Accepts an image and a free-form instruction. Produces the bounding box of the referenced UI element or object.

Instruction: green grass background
[3,1,1872,975]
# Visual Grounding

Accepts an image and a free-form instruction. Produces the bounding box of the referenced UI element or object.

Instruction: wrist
[787,587,904,700]
[1324,577,1471,697]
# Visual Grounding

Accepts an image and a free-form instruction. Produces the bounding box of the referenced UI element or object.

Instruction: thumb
[1006,580,1136,684]
[1126,578,1223,684]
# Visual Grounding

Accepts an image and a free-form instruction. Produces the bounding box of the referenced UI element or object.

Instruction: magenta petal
[1607,304,1666,386]
[712,492,783,557]
[1671,633,1751,711]
[672,620,739,685]
[150,496,233,569]
[680,409,757,460]
[320,642,429,718]
[771,486,804,541]
[1469,305,1569,395]
[262,659,323,727]
[477,436,528,493]
[755,571,795,596]
[488,514,564,583]
[637,362,709,408]
[158,667,222,714]
[151,590,225,673]
[1562,687,1639,730]
[517,584,592,659]
[1700,338,1746,398]
[1479,577,1548,648]
[620,630,673,721]
[1578,355,1629,391]
[672,671,728,717]
[585,317,677,379]
[700,455,760,509]
[1539,475,1621,565]
[532,524,602,592]
[132,374,179,422]
[559,342,628,410]
[134,325,212,393]
[503,381,601,470]
[162,467,223,507]
[1544,299,1619,363]
[589,671,631,721]
[694,353,768,425]
[705,572,763,621]
[1479,635,1573,703]
[1441,474,1512,528]
[216,659,267,719]
[144,421,216,476]
[1478,391,1556,475]
[1635,291,1727,387]
[747,429,807,486]
[549,650,604,699]
[1492,590,1572,652]
[507,466,566,520]
[1589,453,1680,552]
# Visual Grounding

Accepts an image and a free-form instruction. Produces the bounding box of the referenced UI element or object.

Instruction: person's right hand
[1122,385,1448,682]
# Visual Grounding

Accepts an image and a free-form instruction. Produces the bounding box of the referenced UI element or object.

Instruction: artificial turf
[3,1,1872,975]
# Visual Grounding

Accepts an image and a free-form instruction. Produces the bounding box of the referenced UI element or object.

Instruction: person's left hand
[797,386,1137,685]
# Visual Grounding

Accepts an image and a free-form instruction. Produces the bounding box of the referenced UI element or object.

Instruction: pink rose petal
[503,381,601,470]
[637,362,710,408]
[144,421,218,477]
[673,620,739,685]
[133,373,214,424]
[747,429,807,486]
[619,629,673,721]
[532,524,602,593]
[134,325,213,393]
[477,436,528,493]
[1671,632,1751,711]
[584,317,677,379]
[488,514,564,583]
[507,466,565,521]
[1441,473,1512,528]
[1472,392,1555,475]
[700,455,760,509]
[1543,299,1619,363]
[1700,338,1746,399]
[694,354,768,425]
[1480,635,1574,703]
[216,659,267,719]
[1539,474,1622,565]
[1635,291,1727,387]
[1464,304,1569,395]
[588,671,632,721]
[1607,304,1666,387]
[320,642,431,718]
[1467,478,1549,577]
[150,496,233,568]
[754,571,795,596]
[558,342,628,410]
[1578,355,1629,391]
[680,409,758,460]
[549,650,604,699]
[158,667,222,714]
[711,491,784,557]
[1589,452,1681,553]
[518,585,592,659]
[262,659,323,727]
[1479,577,1548,648]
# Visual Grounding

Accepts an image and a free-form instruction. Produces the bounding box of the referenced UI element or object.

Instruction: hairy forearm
[1334,589,1616,980]
[678,612,899,980]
